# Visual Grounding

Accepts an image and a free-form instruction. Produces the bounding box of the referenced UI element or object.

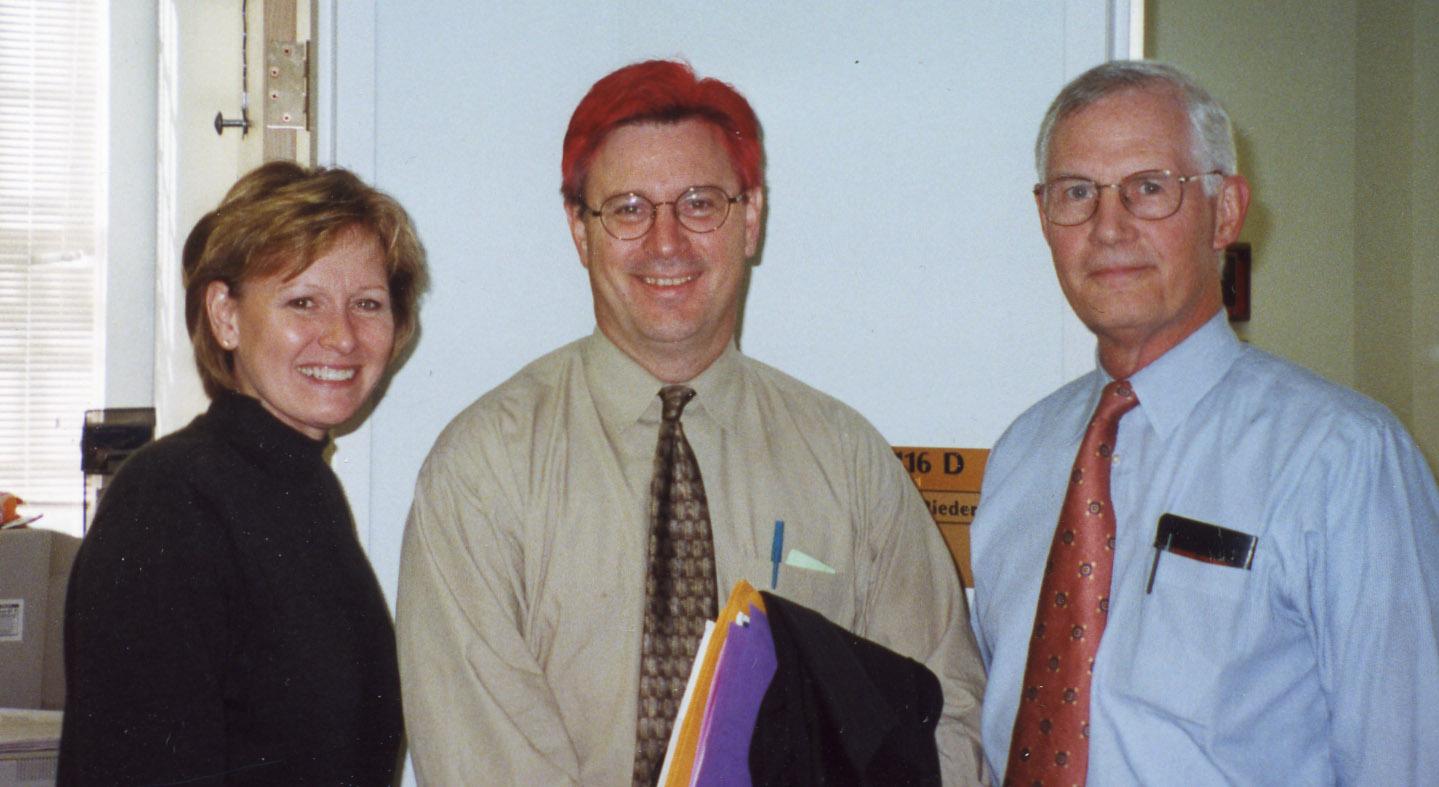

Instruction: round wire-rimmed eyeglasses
[581,185,747,240]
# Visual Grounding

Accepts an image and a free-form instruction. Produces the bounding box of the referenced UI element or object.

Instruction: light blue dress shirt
[972,313,1439,785]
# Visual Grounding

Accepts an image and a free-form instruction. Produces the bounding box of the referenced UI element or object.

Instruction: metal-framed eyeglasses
[1035,169,1224,226]
[580,185,747,241]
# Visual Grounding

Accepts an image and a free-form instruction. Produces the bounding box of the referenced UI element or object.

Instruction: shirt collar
[1105,311,1242,440]
[581,329,744,433]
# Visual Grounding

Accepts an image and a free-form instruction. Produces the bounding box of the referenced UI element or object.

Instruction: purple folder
[692,604,778,785]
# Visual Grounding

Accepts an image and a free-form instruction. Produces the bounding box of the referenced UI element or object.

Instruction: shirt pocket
[1114,552,1254,723]
[735,556,852,622]
[1149,546,1252,601]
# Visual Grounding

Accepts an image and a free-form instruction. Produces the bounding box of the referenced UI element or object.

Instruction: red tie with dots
[1006,379,1137,786]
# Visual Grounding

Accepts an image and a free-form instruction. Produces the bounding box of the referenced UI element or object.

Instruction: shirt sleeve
[968,418,1026,675]
[57,458,230,785]
[396,428,582,785]
[850,426,992,786]
[1304,416,1439,783]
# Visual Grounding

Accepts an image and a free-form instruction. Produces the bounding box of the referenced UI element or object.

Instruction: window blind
[0,0,105,533]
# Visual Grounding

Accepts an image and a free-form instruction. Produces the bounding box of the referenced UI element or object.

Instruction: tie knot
[658,385,696,422]
[1093,379,1139,426]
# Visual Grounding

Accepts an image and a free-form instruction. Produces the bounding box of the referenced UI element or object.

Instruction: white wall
[152,0,270,436]
[103,2,250,437]
[319,1,1133,609]
[105,0,158,409]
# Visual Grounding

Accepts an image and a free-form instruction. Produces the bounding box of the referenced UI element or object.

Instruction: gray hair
[1035,60,1237,195]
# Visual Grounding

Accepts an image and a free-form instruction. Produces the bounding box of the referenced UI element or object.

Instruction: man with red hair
[397,60,986,785]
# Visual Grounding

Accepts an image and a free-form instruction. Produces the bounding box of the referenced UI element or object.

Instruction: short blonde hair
[183,161,428,399]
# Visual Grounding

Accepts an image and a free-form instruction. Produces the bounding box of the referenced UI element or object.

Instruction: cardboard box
[0,529,80,710]
[0,708,63,786]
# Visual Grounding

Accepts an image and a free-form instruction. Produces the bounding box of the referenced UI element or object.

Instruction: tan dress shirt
[397,331,987,784]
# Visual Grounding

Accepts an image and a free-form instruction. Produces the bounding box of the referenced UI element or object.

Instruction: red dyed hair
[561,59,764,207]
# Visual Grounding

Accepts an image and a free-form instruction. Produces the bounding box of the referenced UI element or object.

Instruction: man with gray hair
[970,60,1439,784]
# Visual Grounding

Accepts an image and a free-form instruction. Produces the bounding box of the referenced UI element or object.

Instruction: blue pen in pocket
[770,520,785,590]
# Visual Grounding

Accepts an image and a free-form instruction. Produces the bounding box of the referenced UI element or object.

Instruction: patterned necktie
[633,385,718,786]
[1006,379,1137,786]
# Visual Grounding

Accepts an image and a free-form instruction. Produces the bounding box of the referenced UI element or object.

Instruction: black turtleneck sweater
[58,392,403,785]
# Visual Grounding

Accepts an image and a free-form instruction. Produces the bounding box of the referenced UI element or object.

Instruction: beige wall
[1355,0,1414,432]
[1149,0,1438,471]
[1409,0,1439,472]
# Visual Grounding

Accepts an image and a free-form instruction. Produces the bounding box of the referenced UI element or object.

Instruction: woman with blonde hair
[59,161,426,785]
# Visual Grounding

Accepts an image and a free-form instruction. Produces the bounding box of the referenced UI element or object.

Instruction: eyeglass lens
[1042,170,1187,226]
[597,186,737,240]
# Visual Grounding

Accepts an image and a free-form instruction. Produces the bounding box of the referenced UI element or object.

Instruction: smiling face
[567,119,763,382]
[1040,87,1248,377]
[206,227,396,439]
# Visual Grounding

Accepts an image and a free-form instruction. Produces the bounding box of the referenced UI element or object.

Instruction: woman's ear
[206,281,241,351]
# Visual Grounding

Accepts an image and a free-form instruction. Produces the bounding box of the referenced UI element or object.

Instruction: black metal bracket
[214,109,251,137]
